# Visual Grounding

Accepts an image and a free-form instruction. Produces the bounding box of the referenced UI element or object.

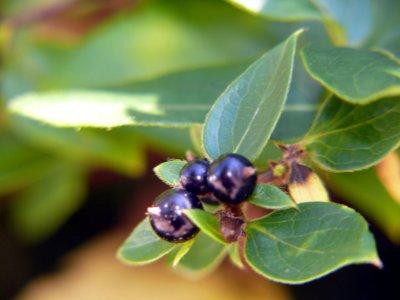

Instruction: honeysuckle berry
[148,188,202,243]
[180,159,209,195]
[207,153,257,205]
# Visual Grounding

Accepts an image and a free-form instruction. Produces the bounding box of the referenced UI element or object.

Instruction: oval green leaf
[245,202,380,284]
[203,30,302,160]
[174,232,228,278]
[302,45,400,104]
[228,242,245,269]
[249,184,296,209]
[322,168,400,243]
[117,218,176,265]
[171,239,195,267]
[304,96,400,171]
[153,159,186,186]
[184,209,226,245]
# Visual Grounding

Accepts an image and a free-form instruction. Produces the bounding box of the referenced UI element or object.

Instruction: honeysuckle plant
[2,0,400,284]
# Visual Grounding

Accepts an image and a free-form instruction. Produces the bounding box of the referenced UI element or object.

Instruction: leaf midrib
[305,104,400,143]
[233,40,289,153]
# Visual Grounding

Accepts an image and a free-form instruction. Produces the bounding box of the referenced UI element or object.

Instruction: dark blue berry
[207,153,257,205]
[180,159,209,194]
[148,188,202,243]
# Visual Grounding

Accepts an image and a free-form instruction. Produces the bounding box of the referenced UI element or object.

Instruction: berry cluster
[148,153,257,243]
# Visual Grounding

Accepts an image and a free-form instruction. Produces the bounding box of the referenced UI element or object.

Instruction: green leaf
[9,163,86,243]
[227,0,322,21]
[227,0,373,46]
[245,202,379,284]
[365,0,400,57]
[7,58,319,142]
[172,239,195,267]
[203,30,301,160]
[228,242,244,269]
[272,54,323,141]
[117,218,176,265]
[135,127,194,157]
[8,116,146,177]
[184,209,226,245]
[7,61,247,128]
[311,0,373,46]
[153,160,186,186]
[0,133,57,195]
[302,45,400,104]
[304,96,400,171]
[190,125,205,156]
[322,168,400,243]
[249,184,296,209]
[2,0,277,96]
[174,232,227,278]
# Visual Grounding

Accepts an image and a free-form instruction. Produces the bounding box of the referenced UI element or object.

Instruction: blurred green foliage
[1,0,399,245]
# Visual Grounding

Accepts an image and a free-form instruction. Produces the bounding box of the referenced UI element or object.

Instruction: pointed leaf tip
[203,30,301,160]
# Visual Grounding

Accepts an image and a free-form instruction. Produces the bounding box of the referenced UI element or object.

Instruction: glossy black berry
[207,153,257,205]
[180,159,209,194]
[148,188,203,243]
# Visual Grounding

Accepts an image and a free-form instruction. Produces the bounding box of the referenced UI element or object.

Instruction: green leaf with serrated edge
[301,45,400,104]
[172,239,195,267]
[174,232,227,278]
[117,218,176,265]
[203,30,301,161]
[184,209,226,245]
[153,160,186,186]
[9,163,86,243]
[249,184,296,209]
[303,96,400,171]
[228,242,244,269]
[322,168,400,243]
[244,202,380,284]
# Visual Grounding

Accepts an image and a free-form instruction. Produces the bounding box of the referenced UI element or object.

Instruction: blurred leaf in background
[8,162,86,243]
[1,0,400,252]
